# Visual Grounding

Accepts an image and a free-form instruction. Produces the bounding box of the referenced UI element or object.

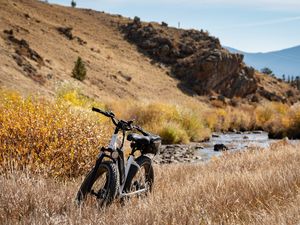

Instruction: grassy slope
[0,0,201,104]
[1,142,299,225]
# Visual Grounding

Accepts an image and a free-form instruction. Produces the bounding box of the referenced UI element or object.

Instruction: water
[196,131,272,161]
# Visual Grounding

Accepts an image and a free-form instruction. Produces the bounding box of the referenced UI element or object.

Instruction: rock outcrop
[3,29,45,84]
[122,20,257,98]
[122,19,298,101]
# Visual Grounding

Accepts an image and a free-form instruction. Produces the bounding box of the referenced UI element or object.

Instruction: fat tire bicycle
[76,107,161,207]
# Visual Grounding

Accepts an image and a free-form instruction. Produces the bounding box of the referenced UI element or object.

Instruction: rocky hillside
[0,0,299,104]
[122,18,300,103]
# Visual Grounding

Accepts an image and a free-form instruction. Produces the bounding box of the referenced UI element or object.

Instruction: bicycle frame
[93,129,149,198]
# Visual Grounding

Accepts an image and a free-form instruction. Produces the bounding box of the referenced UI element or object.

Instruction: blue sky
[48,0,300,53]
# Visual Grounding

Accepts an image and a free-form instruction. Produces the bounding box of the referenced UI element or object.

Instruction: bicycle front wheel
[76,161,119,207]
[124,155,154,195]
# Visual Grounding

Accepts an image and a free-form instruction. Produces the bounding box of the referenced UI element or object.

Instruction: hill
[0,0,196,104]
[0,0,299,103]
[227,46,300,78]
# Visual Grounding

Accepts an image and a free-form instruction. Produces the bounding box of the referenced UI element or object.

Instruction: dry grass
[0,142,299,225]
[1,89,300,224]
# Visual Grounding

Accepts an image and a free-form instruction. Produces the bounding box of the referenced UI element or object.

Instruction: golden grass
[1,88,300,224]
[0,89,110,177]
[55,87,300,141]
[0,142,299,225]
[2,87,300,178]
[57,88,212,144]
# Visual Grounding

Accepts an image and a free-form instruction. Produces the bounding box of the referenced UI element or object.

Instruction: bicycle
[76,107,161,207]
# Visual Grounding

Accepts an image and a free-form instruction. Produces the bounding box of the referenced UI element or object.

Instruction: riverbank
[1,142,299,225]
[155,131,282,164]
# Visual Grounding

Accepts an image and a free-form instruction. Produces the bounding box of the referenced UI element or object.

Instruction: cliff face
[122,18,299,102]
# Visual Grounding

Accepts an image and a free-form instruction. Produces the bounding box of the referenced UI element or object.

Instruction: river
[196,131,272,161]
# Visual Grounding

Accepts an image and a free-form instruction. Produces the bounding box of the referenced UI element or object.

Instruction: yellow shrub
[0,90,110,177]
[255,104,274,127]
[159,122,189,144]
[127,102,210,143]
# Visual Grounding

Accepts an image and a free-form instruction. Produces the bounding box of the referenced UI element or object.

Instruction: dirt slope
[0,0,201,103]
[0,0,299,104]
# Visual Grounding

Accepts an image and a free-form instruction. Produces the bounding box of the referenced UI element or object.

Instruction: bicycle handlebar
[92,107,115,117]
[92,107,150,135]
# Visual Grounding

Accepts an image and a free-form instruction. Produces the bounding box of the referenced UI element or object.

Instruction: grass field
[1,142,299,225]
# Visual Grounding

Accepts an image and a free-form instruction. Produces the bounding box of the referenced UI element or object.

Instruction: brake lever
[134,125,150,136]
[108,111,115,117]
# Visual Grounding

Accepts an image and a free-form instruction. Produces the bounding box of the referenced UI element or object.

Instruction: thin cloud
[215,16,300,30]
[107,0,300,7]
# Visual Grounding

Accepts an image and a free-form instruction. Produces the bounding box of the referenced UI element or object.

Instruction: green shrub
[72,57,86,81]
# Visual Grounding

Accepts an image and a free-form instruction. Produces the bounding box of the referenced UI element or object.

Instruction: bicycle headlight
[111,151,119,159]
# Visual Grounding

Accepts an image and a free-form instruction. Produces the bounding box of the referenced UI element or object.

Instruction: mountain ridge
[226,45,300,78]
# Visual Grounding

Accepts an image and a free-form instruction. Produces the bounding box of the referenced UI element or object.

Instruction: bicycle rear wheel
[76,161,119,207]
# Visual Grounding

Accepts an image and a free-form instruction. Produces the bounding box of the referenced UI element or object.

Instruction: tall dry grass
[0,142,299,225]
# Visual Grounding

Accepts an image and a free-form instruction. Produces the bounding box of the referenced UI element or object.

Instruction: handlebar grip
[92,107,116,119]
[92,107,101,113]
[92,107,108,116]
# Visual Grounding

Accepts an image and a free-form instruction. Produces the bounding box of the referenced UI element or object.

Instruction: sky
[47,0,300,53]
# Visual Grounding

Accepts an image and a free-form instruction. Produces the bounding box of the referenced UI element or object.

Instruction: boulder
[57,27,73,40]
[214,144,228,151]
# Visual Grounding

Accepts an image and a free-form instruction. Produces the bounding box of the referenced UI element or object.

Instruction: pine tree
[71,0,76,8]
[296,76,300,90]
[72,57,86,81]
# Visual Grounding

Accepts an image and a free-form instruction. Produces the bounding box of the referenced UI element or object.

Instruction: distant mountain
[226,46,300,78]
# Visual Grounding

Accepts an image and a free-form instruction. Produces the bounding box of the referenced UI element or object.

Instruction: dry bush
[125,102,209,144]
[254,102,300,138]
[0,89,110,177]
[0,143,299,224]
[227,107,255,131]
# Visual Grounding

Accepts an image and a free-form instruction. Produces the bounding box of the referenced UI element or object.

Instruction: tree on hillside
[71,0,76,8]
[282,74,285,81]
[296,76,300,90]
[72,57,86,81]
[260,67,273,75]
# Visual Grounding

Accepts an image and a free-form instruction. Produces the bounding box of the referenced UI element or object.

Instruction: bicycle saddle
[127,133,160,144]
